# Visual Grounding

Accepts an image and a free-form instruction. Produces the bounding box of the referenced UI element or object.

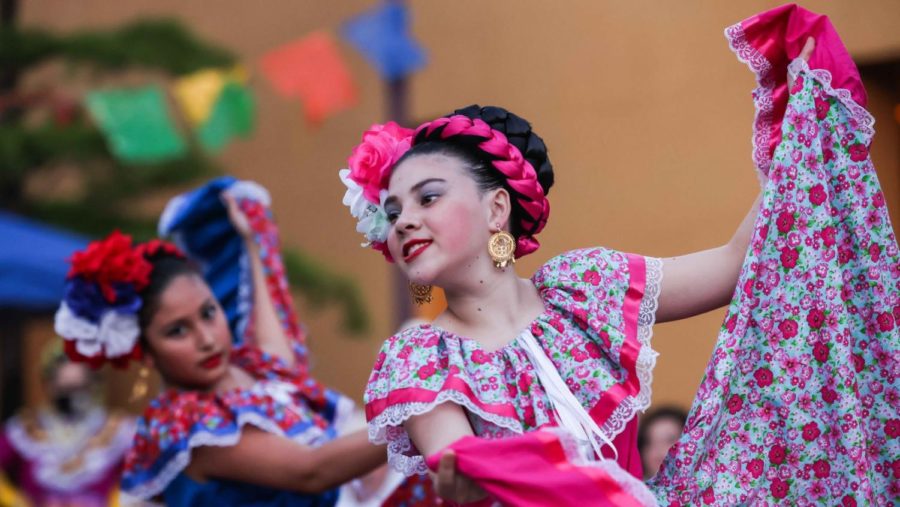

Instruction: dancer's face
[142,273,232,391]
[385,153,503,286]
[642,417,683,479]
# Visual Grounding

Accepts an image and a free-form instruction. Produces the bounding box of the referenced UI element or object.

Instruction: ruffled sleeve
[364,326,525,475]
[533,247,662,440]
[121,346,341,500]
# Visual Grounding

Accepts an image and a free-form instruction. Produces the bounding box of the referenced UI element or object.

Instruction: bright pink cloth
[725,3,866,175]
[425,431,647,507]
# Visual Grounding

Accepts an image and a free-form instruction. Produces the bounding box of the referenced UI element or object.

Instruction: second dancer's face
[142,274,232,391]
[384,154,494,286]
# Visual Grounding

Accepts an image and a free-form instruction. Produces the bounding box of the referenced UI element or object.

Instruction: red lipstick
[199,353,223,370]
[403,239,432,263]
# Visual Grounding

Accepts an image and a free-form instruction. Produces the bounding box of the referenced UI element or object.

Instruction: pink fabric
[725,3,866,175]
[590,254,645,425]
[425,431,645,507]
[365,376,522,422]
[603,418,642,479]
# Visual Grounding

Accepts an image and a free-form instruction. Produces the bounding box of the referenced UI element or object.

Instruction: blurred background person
[0,343,135,507]
[637,406,687,480]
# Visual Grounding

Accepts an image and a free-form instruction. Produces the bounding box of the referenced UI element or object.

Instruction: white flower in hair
[340,169,390,244]
[99,311,140,358]
[54,303,140,359]
[55,302,101,355]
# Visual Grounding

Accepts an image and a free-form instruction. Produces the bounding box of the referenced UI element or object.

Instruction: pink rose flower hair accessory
[339,105,553,260]
[340,121,414,259]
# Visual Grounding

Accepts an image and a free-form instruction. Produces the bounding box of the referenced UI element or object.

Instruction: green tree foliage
[0,19,368,333]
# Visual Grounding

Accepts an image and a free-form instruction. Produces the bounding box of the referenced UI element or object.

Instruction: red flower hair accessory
[68,230,152,303]
[56,233,182,368]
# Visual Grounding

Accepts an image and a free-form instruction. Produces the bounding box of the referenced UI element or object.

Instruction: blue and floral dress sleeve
[121,347,341,507]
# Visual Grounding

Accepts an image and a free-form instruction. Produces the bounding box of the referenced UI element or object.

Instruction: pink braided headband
[344,115,549,258]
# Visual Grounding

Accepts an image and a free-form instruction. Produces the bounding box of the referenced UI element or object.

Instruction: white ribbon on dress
[517,329,619,461]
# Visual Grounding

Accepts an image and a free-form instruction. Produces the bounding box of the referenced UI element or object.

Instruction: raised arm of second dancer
[656,192,761,323]
[187,428,386,493]
[223,193,296,367]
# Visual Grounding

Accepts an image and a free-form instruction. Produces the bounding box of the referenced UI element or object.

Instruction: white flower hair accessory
[339,121,414,261]
[340,169,390,245]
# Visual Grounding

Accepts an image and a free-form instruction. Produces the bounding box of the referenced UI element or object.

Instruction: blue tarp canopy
[0,211,89,310]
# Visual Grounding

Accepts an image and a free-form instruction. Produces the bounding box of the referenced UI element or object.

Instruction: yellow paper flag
[174,70,224,125]
[174,67,248,125]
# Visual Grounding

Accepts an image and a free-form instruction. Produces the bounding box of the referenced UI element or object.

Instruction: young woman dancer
[343,5,897,503]
[54,193,386,506]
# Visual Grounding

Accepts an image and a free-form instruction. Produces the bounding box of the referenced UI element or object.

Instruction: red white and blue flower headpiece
[54,231,183,368]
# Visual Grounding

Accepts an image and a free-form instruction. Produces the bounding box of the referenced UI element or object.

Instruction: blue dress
[121,346,349,506]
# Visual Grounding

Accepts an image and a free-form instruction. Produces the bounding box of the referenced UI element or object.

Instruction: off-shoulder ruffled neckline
[418,273,557,355]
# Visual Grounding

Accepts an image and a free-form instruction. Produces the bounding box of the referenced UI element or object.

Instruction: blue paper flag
[341,1,427,80]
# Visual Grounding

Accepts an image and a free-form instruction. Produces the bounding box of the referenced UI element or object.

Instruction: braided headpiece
[54,232,185,368]
[340,105,551,259]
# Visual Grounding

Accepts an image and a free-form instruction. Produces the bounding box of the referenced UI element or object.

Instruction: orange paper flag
[260,31,357,124]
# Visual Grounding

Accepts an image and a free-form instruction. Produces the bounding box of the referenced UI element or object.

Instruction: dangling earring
[409,282,433,305]
[488,229,516,269]
[129,366,150,402]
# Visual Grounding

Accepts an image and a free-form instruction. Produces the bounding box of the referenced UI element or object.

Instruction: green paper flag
[85,86,187,164]
[196,81,255,153]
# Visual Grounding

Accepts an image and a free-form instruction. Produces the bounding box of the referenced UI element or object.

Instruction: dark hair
[637,406,688,452]
[396,105,554,241]
[137,252,202,336]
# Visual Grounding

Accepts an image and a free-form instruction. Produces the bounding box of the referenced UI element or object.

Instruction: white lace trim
[725,24,877,177]
[597,256,662,443]
[367,391,524,476]
[124,411,329,500]
[787,58,876,143]
[724,22,777,176]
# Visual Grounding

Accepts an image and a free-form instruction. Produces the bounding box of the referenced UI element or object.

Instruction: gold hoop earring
[409,282,433,305]
[488,230,516,269]
[129,366,150,402]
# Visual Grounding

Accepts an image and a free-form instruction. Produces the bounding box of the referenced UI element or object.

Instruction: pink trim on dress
[365,376,520,422]
[589,253,646,426]
[724,3,867,175]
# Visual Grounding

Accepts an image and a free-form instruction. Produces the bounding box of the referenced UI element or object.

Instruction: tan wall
[18,1,900,411]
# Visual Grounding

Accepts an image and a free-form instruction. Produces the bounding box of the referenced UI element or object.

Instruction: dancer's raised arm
[223,193,295,366]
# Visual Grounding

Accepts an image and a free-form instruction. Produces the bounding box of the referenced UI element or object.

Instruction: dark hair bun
[452,105,554,195]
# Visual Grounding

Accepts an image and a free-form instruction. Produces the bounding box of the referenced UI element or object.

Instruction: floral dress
[365,248,663,481]
[121,345,347,506]
[649,5,899,506]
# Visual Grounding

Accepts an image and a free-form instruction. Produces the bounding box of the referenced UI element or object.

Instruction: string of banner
[88,2,426,164]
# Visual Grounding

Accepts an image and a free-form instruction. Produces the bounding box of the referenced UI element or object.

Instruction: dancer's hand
[435,451,488,503]
[788,37,816,89]
[799,36,816,62]
[222,192,252,240]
